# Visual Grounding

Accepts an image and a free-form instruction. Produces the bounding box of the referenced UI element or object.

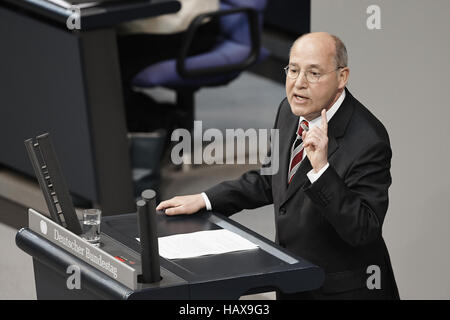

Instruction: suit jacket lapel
[278,107,300,193]
[284,156,312,203]
[279,88,355,207]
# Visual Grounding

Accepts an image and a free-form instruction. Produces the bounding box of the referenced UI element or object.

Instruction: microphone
[137,189,160,283]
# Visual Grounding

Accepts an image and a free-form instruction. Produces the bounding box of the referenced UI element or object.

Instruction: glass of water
[81,209,101,247]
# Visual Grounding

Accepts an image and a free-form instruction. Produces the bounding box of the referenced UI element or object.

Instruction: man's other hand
[156,194,206,215]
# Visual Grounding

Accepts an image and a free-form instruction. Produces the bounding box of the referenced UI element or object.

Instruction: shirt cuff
[307,163,330,184]
[201,192,212,211]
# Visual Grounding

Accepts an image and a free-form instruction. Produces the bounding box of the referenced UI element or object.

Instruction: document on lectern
[137,229,259,259]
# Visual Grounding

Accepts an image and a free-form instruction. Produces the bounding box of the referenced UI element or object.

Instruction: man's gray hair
[330,34,348,68]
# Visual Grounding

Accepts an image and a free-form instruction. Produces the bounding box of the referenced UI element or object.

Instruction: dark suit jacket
[205,89,400,300]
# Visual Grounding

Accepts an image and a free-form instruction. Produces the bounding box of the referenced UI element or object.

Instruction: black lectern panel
[16,227,190,300]
[101,212,324,299]
[16,228,133,300]
[17,210,324,299]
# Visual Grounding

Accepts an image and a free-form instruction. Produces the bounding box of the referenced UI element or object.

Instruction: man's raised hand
[302,109,329,173]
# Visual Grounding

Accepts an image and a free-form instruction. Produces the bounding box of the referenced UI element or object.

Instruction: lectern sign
[28,208,138,290]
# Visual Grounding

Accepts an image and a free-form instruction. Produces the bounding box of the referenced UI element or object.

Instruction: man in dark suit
[156,32,399,300]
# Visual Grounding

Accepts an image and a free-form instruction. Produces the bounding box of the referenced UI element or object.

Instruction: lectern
[16,133,324,299]
[17,208,325,299]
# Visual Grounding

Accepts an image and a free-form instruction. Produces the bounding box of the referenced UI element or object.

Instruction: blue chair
[131,0,269,133]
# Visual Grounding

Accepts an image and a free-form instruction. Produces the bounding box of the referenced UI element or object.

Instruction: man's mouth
[293,94,309,103]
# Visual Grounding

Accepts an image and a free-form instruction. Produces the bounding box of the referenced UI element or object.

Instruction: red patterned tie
[288,120,309,184]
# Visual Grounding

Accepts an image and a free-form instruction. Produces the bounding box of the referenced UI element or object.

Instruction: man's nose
[295,71,308,88]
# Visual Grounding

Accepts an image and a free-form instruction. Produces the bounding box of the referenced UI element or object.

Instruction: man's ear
[338,67,350,89]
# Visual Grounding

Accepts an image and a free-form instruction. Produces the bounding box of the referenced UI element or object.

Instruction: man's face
[286,34,347,121]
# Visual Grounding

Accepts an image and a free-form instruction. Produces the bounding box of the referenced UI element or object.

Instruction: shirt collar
[299,89,346,129]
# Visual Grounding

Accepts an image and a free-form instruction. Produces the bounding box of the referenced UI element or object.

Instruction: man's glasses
[284,65,343,83]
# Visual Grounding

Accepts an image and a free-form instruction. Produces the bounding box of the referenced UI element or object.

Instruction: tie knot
[297,120,309,136]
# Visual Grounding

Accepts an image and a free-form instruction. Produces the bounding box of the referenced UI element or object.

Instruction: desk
[16,210,325,299]
[0,0,180,215]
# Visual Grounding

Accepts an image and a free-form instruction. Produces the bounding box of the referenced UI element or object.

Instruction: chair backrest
[219,0,267,46]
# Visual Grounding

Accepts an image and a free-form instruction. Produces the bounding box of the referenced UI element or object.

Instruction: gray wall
[311,0,450,299]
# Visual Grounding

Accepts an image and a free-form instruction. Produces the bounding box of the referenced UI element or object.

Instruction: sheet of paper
[136,229,259,259]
